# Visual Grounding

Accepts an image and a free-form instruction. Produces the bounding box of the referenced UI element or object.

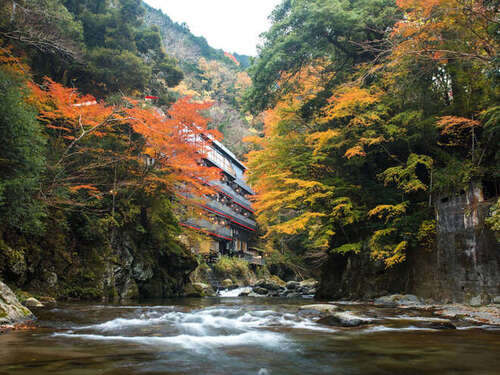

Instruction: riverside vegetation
[0,0,499,323]
[0,1,499,374]
[0,0,254,311]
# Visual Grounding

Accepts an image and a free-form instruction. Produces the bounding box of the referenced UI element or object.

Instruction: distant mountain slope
[142,3,251,69]
[142,2,253,158]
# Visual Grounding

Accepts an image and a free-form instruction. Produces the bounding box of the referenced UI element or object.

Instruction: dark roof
[212,139,247,171]
[209,138,255,195]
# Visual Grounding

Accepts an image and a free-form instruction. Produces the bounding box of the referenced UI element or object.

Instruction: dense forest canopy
[0,0,498,300]
[0,0,235,297]
[245,0,499,267]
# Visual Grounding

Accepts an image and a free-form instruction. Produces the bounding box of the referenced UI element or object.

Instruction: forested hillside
[245,0,499,299]
[143,3,253,157]
[0,0,237,300]
[0,0,498,305]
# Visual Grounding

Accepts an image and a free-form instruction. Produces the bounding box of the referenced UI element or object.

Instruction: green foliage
[0,69,46,234]
[213,256,250,278]
[331,242,362,255]
[485,198,500,238]
[246,0,399,112]
[16,0,185,97]
[379,154,433,194]
[86,47,151,93]
[0,0,83,60]
[246,0,499,269]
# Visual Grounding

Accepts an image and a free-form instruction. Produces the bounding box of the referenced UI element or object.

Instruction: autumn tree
[125,96,222,198]
[246,0,498,268]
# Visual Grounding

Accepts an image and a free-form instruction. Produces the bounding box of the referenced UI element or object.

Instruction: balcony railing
[183,218,233,239]
[212,180,253,209]
[205,199,257,230]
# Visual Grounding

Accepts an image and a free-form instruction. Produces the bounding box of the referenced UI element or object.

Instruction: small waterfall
[218,286,252,297]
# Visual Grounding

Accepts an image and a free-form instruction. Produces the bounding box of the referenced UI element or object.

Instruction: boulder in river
[374,294,423,307]
[253,287,269,295]
[300,279,319,289]
[254,279,281,291]
[469,295,482,307]
[221,279,234,288]
[0,281,35,325]
[38,296,57,307]
[300,304,338,314]
[286,281,300,290]
[317,312,374,327]
[185,282,215,297]
[23,297,44,308]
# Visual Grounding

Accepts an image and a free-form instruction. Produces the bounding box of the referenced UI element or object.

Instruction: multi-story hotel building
[181,139,263,264]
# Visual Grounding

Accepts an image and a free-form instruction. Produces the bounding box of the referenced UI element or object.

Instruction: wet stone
[427,321,457,330]
[253,287,268,295]
[317,312,374,327]
[300,304,338,314]
[23,297,44,308]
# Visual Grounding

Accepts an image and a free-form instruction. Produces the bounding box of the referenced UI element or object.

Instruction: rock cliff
[0,280,34,325]
[318,185,499,304]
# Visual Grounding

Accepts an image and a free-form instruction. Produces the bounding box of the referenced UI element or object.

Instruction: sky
[143,0,282,56]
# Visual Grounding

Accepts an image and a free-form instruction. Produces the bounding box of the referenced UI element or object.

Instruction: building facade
[182,139,262,264]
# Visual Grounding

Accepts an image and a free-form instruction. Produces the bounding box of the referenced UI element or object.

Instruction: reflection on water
[0,298,499,375]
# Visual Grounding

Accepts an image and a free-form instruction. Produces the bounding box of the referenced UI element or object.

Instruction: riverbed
[0,297,499,375]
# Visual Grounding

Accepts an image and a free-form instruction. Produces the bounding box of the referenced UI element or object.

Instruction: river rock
[493,296,500,304]
[0,281,35,325]
[38,296,57,307]
[23,297,44,308]
[221,279,234,288]
[427,321,456,330]
[121,279,140,300]
[374,294,422,307]
[286,281,300,290]
[253,286,269,295]
[185,282,215,297]
[318,312,374,327]
[300,304,338,313]
[300,279,319,289]
[254,279,281,291]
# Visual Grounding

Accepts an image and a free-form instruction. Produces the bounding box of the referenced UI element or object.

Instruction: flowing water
[0,295,499,375]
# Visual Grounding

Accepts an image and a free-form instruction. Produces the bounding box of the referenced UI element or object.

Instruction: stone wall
[410,185,499,303]
[318,184,499,304]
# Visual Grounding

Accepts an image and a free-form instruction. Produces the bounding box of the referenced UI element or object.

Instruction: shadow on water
[0,297,499,375]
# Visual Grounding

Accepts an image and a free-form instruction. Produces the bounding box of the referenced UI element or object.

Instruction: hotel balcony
[183,218,233,240]
[204,199,257,231]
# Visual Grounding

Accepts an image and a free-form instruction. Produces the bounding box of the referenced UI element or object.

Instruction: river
[0,294,499,375]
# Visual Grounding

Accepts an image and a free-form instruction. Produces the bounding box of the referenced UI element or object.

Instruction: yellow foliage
[368,202,408,223]
[345,145,366,159]
[437,116,481,135]
[369,228,407,268]
[307,129,341,155]
[320,86,382,123]
[268,212,327,237]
